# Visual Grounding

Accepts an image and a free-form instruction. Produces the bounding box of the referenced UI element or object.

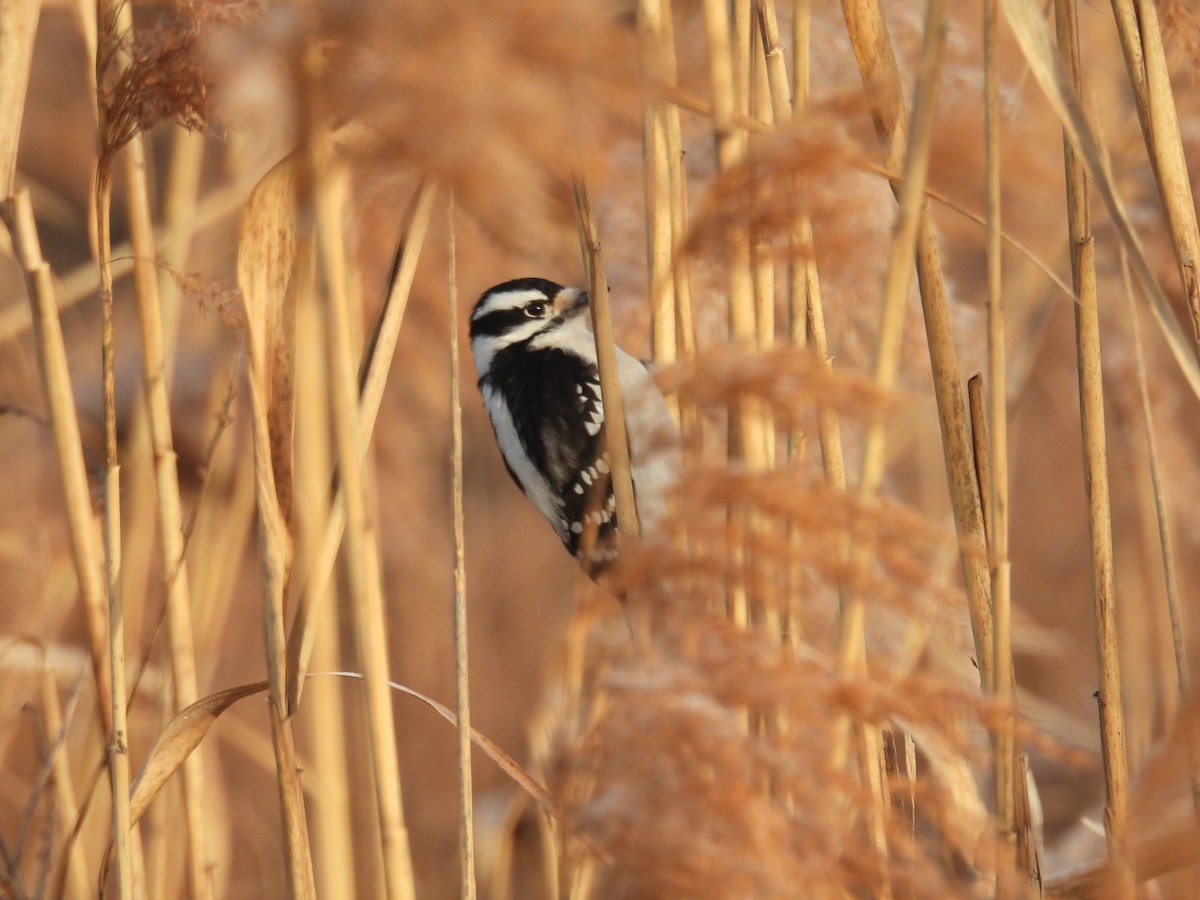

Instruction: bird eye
[524,301,548,318]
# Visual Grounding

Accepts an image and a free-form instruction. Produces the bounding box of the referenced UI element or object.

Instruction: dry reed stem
[638,0,678,381]
[292,252,359,899]
[1,191,112,735]
[762,0,834,653]
[1001,0,1200,401]
[1109,0,1200,344]
[1053,0,1133,892]
[749,21,777,466]
[285,179,436,715]
[313,143,415,900]
[702,0,768,473]
[248,349,317,900]
[658,1,696,373]
[834,0,937,795]
[981,0,1023,891]
[773,0,851,513]
[839,0,993,686]
[573,174,640,540]
[94,113,137,900]
[156,126,207,373]
[0,0,39,198]
[447,191,478,899]
[122,120,212,900]
[700,0,752,651]
[93,3,215,889]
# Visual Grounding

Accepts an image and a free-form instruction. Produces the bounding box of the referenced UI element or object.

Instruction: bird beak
[555,287,589,319]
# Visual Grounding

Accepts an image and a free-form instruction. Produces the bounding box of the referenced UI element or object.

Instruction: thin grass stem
[447,190,477,899]
[1052,0,1132,890]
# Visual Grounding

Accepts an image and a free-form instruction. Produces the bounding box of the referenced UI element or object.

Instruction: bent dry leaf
[129,681,268,825]
[126,672,557,830]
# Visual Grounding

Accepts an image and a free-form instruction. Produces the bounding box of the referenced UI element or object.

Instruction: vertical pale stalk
[637,0,677,376]
[123,125,212,900]
[702,0,758,638]
[246,353,317,900]
[1053,0,1132,892]
[0,0,40,199]
[156,127,207,367]
[446,191,477,900]
[293,250,359,899]
[2,193,111,731]
[761,0,848,495]
[702,0,766,470]
[93,75,136,896]
[573,176,640,539]
[4,189,116,895]
[238,154,316,900]
[286,182,437,715]
[313,146,415,900]
[839,0,993,688]
[833,2,957,886]
[660,0,696,370]
[982,0,1019,892]
[749,18,776,463]
[835,0,948,690]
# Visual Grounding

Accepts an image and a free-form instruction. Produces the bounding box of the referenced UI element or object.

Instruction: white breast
[480,383,569,540]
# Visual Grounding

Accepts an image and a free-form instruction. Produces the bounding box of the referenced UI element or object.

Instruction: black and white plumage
[469,277,679,571]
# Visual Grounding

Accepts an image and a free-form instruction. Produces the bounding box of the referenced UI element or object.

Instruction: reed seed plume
[683,100,872,258]
[97,1,218,171]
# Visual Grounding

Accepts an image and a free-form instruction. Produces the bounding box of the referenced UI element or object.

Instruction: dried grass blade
[311,672,555,815]
[1001,0,1200,400]
[128,682,269,826]
[237,153,306,538]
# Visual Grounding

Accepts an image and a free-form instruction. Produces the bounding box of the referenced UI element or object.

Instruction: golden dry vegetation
[1,0,1199,898]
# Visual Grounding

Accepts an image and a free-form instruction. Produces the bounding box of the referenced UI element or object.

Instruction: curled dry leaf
[129,681,268,825]
[236,153,308,537]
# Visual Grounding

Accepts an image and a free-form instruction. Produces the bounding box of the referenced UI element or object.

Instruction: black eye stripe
[469,307,531,338]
